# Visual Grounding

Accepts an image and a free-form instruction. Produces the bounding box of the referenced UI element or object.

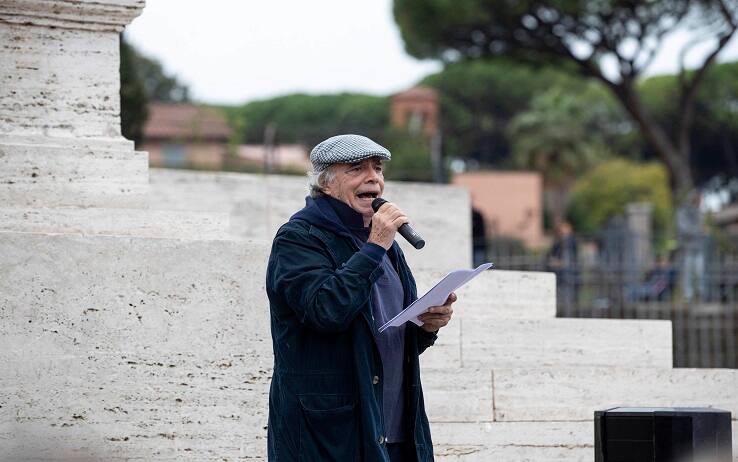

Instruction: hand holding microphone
[370,198,425,250]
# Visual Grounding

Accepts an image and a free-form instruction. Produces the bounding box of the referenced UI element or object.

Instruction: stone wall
[147,168,473,272]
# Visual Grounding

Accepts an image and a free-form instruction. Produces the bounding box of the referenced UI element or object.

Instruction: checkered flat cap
[310,134,391,172]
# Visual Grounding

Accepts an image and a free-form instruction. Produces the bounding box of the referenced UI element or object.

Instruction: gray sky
[124,1,738,106]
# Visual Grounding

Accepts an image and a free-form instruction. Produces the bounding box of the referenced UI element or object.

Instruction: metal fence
[481,232,738,369]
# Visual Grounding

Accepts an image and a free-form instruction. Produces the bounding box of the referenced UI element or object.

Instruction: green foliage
[638,61,738,184]
[232,93,389,148]
[567,160,673,241]
[119,36,190,143]
[125,42,190,103]
[382,129,433,182]
[421,58,578,164]
[119,37,148,144]
[508,84,626,186]
[393,0,738,197]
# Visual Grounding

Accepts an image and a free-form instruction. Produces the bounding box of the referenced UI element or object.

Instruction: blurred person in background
[676,191,707,302]
[546,221,580,310]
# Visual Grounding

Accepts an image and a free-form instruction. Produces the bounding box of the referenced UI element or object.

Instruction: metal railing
[481,233,738,369]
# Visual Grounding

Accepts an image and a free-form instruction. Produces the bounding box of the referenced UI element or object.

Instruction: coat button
[372,375,380,385]
[377,435,385,445]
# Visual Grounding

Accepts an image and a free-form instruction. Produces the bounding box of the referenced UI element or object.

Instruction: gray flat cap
[310,134,391,172]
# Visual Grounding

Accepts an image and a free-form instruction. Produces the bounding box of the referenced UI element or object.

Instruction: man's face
[323,157,385,225]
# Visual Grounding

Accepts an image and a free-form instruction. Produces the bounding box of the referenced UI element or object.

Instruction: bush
[567,159,673,242]
[382,129,434,182]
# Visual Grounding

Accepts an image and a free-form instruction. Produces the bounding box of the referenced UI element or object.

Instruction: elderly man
[266,134,455,461]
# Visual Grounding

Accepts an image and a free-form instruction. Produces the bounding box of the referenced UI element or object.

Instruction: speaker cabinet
[595,407,732,462]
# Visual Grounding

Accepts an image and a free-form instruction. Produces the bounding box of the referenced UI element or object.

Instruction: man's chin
[354,198,374,211]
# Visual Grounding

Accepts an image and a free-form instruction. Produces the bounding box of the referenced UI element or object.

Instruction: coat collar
[290,195,367,240]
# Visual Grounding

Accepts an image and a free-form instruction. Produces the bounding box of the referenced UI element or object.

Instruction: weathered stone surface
[422,368,493,422]
[420,317,461,369]
[0,0,148,208]
[0,232,272,460]
[431,421,738,461]
[423,317,671,369]
[493,367,738,422]
[0,25,124,138]
[148,168,472,270]
[431,421,593,461]
[0,0,145,32]
[0,139,149,207]
[414,269,556,320]
[0,141,146,184]
[461,318,672,368]
[0,207,230,239]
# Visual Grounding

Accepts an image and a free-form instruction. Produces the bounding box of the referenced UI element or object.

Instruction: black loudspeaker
[595,407,732,462]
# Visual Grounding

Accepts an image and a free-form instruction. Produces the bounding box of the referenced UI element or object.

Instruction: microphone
[371,198,425,249]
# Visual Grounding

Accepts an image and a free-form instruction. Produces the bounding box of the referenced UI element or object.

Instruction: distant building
[142,102,232,170]
[453,171,545,248]
[390,86,439,137]
[237,144,309,172]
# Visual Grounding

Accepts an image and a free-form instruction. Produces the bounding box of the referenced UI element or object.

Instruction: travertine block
[420,318,460,369]
[493,367,738,422]
[431,421,592,461]
[0,232,273,460]
[422,368,493,422]
[0,142,146,184]
[0,141,149,207]
[462,318,672,368]
[414,269,556,320]
[0,207,230,239]
[0,0,148,207]
[148,168,472,270]
[432,422,738,461]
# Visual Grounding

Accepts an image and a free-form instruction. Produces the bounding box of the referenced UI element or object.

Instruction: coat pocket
[298,394,358,462]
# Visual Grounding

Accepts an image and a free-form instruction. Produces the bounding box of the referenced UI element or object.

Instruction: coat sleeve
[268,227,385,334]
[415,326,437,354]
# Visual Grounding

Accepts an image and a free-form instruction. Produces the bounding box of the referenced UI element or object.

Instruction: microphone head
[371,197,387,212]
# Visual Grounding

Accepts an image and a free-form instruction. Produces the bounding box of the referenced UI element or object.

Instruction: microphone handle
[371,197,425,250]
[398,223,426,250]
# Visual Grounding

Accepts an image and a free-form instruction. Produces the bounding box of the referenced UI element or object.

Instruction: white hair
[307,166,337,198]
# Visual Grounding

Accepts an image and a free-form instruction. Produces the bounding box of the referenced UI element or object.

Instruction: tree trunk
[612,81,695,203]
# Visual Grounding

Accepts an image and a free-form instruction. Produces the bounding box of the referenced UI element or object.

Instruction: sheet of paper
[378,262,493,333]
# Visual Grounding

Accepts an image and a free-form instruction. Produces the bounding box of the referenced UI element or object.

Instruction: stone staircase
[3,183,737,461]
[415,270,738,460]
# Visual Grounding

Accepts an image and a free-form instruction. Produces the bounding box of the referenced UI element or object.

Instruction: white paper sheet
[378,262,493,332]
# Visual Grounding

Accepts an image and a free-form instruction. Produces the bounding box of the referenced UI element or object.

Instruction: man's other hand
[418,292,456,333]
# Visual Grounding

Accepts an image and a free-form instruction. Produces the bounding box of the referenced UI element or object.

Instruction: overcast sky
[124,1,738,106]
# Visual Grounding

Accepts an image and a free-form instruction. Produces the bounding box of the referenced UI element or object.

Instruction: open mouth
[356,192,379,199]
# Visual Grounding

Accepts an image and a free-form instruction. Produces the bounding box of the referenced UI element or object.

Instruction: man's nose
[365,168,380,182]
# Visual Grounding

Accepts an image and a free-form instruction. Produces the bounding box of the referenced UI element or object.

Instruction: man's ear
[320,177,330,196]
[320,167,334,196]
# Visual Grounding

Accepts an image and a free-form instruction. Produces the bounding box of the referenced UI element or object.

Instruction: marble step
[430,421,738,461]
[414,269,556,320]
[493,367,738,422]
[422,367,738,424]
[421,317,672,369]
[0,140,149,208]
[0,206,231,240]
[431,421,592,461]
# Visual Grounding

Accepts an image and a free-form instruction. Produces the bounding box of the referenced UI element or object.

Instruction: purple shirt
[326,197,407,443]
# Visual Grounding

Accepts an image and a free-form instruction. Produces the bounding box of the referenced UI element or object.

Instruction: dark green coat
[266,196,437,461]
